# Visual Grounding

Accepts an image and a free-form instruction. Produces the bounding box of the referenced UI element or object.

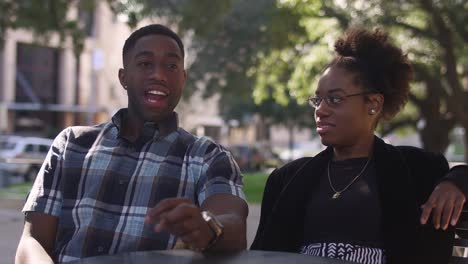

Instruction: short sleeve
[22,128,69,217]
[194,140,245,205]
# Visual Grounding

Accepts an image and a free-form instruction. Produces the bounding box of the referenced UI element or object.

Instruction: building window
[15,43,59,104]
[79,7,95,37]
[14,43,60,135]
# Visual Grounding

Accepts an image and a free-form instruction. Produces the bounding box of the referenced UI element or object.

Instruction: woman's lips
[316,122,335,134]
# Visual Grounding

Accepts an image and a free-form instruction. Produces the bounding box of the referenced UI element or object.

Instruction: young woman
[251,28,468,264]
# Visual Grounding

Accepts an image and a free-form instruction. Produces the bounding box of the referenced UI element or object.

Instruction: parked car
[0,136,53,182]
[228,144,282,172]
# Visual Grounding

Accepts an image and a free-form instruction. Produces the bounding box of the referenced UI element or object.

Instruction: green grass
[0,182,32,199]
[0,172,270,204]
[242,172,269,204]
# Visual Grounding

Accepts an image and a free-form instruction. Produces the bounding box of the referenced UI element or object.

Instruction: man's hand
[145,198,214,250]
[420,181,466,230]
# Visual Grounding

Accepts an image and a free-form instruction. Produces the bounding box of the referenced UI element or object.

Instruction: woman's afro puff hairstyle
[330,27,414,120]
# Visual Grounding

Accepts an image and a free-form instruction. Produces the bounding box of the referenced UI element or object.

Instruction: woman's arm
[421,164,468,230]
[443,165,468,197]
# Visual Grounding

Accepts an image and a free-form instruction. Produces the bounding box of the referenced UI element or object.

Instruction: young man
[16,24,248,263]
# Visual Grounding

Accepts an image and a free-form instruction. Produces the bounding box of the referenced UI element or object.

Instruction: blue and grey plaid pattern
[23,110,245,262]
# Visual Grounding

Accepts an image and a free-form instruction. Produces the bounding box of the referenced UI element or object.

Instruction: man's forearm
[16,236,54,264]
[151,196,248,252]
[207,213,247,252]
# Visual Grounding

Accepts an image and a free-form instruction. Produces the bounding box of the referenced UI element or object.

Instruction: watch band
[201,210,224,251]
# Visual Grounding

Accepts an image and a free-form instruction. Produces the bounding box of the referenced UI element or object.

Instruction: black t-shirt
[302,157,385,248]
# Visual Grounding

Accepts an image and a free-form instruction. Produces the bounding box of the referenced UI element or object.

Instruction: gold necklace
[327,158,371,199]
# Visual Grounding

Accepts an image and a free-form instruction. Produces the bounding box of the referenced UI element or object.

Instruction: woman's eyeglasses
[308,91,373,108]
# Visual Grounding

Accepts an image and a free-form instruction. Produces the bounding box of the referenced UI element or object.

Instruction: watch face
[199,211,224,250]
[201,211,224,234]
[202,211,212,222]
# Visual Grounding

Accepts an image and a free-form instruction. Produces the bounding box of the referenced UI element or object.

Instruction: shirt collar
[111,108,178,140]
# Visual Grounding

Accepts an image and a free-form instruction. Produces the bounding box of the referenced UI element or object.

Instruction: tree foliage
[0,0,98,56]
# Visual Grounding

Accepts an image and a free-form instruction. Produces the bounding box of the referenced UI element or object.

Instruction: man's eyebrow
[166,52,182,60]
[134,51,154,59]
[133,51,182,61]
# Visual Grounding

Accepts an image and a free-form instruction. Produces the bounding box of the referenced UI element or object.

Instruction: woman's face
[313,65,379,148]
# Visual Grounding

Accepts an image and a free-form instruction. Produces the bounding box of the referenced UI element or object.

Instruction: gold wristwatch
[201,210,224,250]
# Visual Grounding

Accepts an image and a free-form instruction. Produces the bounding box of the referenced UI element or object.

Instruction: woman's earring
[370,109,376,115]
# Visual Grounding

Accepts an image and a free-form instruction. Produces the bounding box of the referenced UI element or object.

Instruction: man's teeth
[147,90,167,96]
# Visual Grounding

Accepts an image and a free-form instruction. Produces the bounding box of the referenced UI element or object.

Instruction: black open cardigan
[251,136,467,264]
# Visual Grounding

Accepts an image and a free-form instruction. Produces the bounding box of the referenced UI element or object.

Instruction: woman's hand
[420,181,466,230]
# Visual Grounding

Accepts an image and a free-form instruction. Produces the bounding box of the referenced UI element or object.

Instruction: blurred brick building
[0,1,130,137]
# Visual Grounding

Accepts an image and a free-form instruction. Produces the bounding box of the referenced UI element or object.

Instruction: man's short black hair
[122,24,185,64]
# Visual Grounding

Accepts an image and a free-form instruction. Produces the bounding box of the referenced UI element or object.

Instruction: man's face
[119,34,186,123]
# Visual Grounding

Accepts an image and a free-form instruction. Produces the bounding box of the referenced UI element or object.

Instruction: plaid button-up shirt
[23,109,245,262]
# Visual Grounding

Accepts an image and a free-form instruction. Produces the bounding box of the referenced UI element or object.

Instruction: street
[0,199,24,264]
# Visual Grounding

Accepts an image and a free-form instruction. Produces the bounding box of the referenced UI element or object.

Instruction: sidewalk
[0,199,260,264]
[0,199,24,264]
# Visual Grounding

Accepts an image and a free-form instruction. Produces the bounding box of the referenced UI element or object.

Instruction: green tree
[192,0,314,146]
[0,0,96,55]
